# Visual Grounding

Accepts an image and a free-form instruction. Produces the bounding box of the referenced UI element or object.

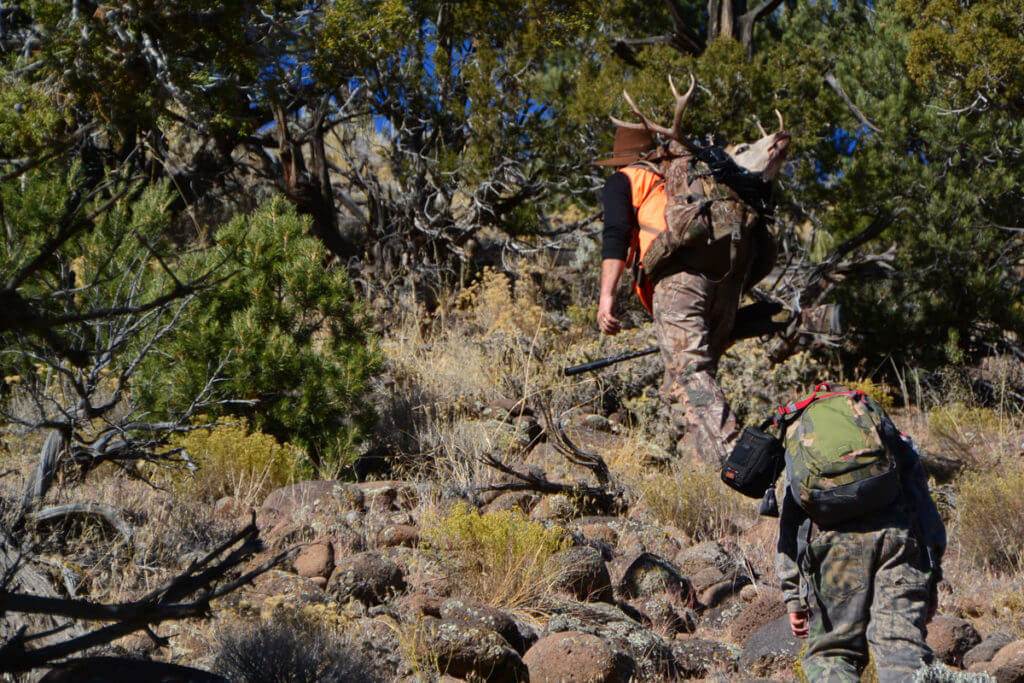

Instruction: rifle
[563,346,659,376]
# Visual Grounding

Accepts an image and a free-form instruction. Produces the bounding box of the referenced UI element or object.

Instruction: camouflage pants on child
[652,269,741,464]
[802,509,934,682]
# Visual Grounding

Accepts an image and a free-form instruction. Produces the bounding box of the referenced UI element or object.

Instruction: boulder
[636,596,696,636]
[440,598,525,654]
[927,615,983,667]
[550,546,614,603]
[377,524,420,548]
[530,494,576,522]
[357,480,417,512]
[259,481,363,528]
[248,570,328,604]
[213,496,247,521]
[483,491,539,514]
[983,639,1024,683]
[700,572,752,610]
[544,599,676,679]
[328,552,405,606]
[395,591,445,618]
[674,540,735,576]
[574,521,619,548]
[292,542,334,579]
[672,639,740,678]
[413,617,527,683]
[618,552,693,605]
[523,631,634,683]
[728,590,786,647]
[965,631,1016,669]
[737,614,803,678]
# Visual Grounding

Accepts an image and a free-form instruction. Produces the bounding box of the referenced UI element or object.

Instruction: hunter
[596,100,838,463]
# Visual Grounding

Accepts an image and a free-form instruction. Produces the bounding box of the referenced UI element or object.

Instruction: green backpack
[781,384,901,526]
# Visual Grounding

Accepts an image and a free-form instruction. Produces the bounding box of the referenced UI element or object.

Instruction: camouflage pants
[652,269,741,464]
[802,512,933,683]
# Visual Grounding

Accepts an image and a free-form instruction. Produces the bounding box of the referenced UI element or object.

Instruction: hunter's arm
[598,172,633,335]
[777,485,809,612]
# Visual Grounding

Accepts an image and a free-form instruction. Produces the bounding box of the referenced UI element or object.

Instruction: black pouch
[721,424,784,499]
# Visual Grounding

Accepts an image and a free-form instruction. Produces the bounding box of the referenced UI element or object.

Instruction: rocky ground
[29,398,1022,682]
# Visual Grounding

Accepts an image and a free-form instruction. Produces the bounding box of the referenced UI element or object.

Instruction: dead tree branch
[0,516,293,674]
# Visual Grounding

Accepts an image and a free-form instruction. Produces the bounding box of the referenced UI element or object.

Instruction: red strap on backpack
[770,382,867,427]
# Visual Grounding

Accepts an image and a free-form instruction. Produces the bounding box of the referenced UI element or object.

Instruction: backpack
[641,145,774,288]
[781,384,902,526]
[720,382,904,526]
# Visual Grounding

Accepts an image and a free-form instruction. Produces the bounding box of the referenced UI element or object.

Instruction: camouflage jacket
[776,433,946,613]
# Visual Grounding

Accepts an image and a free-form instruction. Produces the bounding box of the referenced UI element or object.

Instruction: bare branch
[824,73,883,134]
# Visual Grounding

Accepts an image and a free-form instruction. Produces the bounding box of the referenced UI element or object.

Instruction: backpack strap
[767,382,868,430]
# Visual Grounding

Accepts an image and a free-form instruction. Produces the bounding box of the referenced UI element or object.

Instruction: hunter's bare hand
[789,610,809,639]
[597,295,620,335]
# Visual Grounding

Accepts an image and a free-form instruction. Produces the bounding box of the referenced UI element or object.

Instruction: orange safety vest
[620,164,667,313]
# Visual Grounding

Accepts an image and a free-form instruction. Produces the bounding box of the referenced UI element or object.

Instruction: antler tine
[755,117,769,137]
[608,115,650,131]
[668,73,699,152]
[775,108,786,132]
[620,89,676,140]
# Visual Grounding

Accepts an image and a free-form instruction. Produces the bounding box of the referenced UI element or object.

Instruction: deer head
[724,110,790,180]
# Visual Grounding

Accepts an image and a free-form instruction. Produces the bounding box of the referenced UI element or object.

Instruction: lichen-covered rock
[328,552,405,606]
[523,631,634,683]
[412,616,527,683]
[551,545,614,603]
[440,598,526,654]
[965,631,1015,669]
[672,638,741,678]
[357,480,418,512]
[343,617,404,681]
[737,614,803,678]
[636,596,696,636]
[928,616,983,667]
[618,552,693,605]
[674,540,735,576]
[544,599,677,679]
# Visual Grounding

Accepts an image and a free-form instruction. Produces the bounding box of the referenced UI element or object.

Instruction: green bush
[137,198,381,476]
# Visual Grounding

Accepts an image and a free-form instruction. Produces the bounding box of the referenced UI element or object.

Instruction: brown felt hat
[595,126,658,167]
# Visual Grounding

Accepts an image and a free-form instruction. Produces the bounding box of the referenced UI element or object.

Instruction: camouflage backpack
[780,383,902,526]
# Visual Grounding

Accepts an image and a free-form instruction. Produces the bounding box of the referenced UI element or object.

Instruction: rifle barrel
[563,346,659,376]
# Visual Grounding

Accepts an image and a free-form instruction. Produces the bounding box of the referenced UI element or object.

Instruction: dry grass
[637,461,758,542]
[419,501,570,612]
[954,458,1024,571]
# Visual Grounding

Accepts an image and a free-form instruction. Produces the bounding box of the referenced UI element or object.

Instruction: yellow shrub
[639,464,757,541]
[169,420,300,504]
[844,379,896,411]
[420,502,569,610]
[956,459,1024,570]
[457,267,546,337]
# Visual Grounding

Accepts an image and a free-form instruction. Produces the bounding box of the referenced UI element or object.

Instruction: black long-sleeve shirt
[601,171,634,261]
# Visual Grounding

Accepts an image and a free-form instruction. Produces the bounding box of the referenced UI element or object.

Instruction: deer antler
[775,109,785,133]
[610,74,699,152]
